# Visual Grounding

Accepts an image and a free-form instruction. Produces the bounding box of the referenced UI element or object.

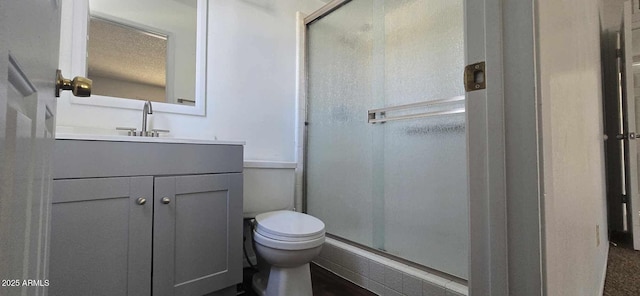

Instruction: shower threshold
[314,235,468,296]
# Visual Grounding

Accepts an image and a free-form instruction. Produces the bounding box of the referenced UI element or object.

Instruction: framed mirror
[61,0,206,116]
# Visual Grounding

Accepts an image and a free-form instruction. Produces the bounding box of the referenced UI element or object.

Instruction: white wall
[537,0,609,295]
[205,0,324,161]
[58,0,325,161]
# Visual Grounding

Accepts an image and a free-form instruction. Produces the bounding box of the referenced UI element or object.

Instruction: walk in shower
[304,0,468,279]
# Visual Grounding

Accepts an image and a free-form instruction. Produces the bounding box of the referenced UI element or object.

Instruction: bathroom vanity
[49,136,244,296]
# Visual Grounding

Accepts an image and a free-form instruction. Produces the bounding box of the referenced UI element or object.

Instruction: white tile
[369,280,385,295]
[312,258,325,267]
[403,273,422,296]
[444,281,467,296]
[320,260,340,275]
[331,245,347,265]
[334,265,350,280]
[384,287,404,296]
[355,276,370,290]
[369,260,386,284]
[384,266,403,293]
[445,290,465,296]
[319,243,332,260]
[343,253,370,276]
[333,265,369,289]
[423,280,446,296]
[326,244,341,264]
[313,259,329,271]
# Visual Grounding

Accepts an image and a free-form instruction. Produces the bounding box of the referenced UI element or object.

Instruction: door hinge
[616,49,622,58]
[622,195,630,203]
[464,62,486,92]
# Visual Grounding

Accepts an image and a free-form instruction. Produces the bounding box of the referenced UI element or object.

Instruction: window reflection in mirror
[633,29,640,106]
[86,0,198,106]
[87,17,168,103]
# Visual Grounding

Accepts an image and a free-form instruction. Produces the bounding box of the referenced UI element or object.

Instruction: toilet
[243,162,325,296]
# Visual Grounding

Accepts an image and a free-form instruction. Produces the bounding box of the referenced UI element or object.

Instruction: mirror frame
[60,0,206,116]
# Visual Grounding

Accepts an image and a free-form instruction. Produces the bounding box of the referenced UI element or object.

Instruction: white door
[620,1,640,250]
[0,0,70,295]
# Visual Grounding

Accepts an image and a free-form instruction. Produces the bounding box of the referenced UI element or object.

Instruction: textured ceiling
[87,18,167,87]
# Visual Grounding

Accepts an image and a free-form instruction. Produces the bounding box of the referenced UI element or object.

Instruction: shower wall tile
[384,266,404,292]
[369,280,385,295]
[340,267,369,289]
[314,257,339,274]
[402,274,422,296]
[385,287,404,296]
[369,260,386,283]
[314,257,330,268]
[444,281,467,296]
[316,240,466,296]
[329,244,345,263]
[343,254,370,277]
[423,280,446,296]
[319,243,332,259]
[445,290,465,296]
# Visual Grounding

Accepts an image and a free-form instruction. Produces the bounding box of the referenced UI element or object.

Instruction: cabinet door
[49,177,153,296]
[153,174,243,296]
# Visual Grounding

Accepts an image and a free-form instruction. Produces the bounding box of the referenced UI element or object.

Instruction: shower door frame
[295,0,512,294]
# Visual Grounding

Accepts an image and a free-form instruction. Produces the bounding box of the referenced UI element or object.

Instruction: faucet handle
[116,127,138,136]
[151,129,170,137]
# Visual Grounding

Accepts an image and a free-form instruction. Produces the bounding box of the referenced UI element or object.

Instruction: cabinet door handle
[161,197,171,204]
[136,197,147,205]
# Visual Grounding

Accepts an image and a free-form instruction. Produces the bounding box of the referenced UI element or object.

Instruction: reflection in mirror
[88,17,168,103]
[633,29,640,135]
[88,0,197,106]
[633,29,640,103]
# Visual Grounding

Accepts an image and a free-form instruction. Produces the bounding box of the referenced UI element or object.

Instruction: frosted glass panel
[382,114,467,278]
[306,0,376,246]
[306,0,467,279]
[384,0,464,103]
[381,0,467,279]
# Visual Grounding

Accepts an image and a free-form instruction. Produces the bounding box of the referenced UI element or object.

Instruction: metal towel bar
[367,96,465,124]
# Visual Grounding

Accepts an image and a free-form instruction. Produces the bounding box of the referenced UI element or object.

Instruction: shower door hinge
[464,61,486,92]
[622,195,630,203]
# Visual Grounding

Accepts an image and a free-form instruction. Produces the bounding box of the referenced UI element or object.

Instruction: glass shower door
[306,0,467,279]
[379,0,467,279]
[306,0,377,247]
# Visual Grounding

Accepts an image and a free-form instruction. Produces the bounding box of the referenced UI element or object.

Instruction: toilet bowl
[251,210,325,296]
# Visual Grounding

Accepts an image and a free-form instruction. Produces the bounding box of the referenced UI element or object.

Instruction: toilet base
[252,263,312,296]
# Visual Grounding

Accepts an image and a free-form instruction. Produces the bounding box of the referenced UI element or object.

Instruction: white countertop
[55,133,245,146]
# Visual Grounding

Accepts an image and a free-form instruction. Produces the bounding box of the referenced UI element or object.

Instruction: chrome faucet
[142,100,153,136]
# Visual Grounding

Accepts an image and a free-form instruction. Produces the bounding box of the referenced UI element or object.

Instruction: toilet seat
[253,230,325,250]
[254,211,325,244]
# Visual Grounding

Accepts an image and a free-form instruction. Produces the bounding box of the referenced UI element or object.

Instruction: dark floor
[238,263,375,296]
[604,233,640,296]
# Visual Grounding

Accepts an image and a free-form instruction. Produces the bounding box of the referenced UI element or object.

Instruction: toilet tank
[243,161,296,218]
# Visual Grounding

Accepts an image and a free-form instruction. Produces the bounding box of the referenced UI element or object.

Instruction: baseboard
[599,243,610,296]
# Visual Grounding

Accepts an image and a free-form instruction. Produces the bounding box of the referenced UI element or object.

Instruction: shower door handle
[367,96,465,124]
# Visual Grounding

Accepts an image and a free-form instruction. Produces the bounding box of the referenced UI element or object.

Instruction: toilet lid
[255,210,325,241]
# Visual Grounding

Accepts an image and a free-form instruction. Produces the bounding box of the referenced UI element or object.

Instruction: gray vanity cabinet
[49,139,243,296]
[49,176,153,296]
[153,174,242,296]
